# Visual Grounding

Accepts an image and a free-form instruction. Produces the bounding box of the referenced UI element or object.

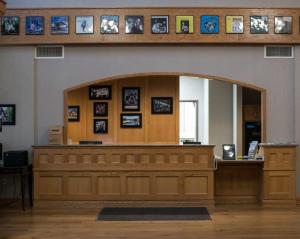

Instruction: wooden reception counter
[33,144,215,206]
[32,143,297,207]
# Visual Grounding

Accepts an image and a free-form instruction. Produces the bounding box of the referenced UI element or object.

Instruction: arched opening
[64,72,266,156]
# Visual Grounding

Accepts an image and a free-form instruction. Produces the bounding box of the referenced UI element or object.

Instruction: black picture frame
[68,106,80,122]
[94,102,108,117]
[1,16,20,35]
[151,97,173,114]
[89,85,112,100]
[151,15,169,34]
[274,16,293,34]
[94,119,108,134]
[75,15,94,34]
[122,87,140,111]
[0,104,16,126]
[250,16,269,34]
[51,16,69,35]
[222,144,236,160]
[120,113,142,128]
[100,15,119,34]
[125,15,144,34]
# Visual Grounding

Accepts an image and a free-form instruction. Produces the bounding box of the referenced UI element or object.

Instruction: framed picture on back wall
[122,87,140,111]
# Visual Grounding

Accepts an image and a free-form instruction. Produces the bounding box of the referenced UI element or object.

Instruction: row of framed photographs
[0,15,294,35]
[68,95,173,123]
[89,85,173,114]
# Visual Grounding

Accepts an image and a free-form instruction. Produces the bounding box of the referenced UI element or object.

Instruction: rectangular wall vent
[264,45,294,58]
[35,46,64,59]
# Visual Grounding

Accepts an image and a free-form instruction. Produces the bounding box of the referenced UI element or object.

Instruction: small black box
[3,151,28,167]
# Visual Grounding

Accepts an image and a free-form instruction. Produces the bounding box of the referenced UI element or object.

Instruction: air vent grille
[264,45,294,58]
[35,46,64,59]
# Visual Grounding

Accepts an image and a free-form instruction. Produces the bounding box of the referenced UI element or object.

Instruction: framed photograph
[25,16,44,35]
[76,16,94,34]
[94,102,108,117]
[1,16,20,35]
[274,16,292,34]
[89,85,112,100]
[94,119,108,134]
[151,16,169,34]
[250,16,269,34]
[120,113,142,128]
[125,16,144,34]
[201,15,219,34]
[122,87,140,111]
[0,104,16,125]
[151,97,173,114]
[226,16,243,34]
[222,144,236,160]
[51,16,69,34]
[68,106,80,122]
[176,16,194,34]
[100,15,119,34]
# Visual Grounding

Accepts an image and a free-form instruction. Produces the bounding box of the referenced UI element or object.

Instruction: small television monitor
[222,144,236,160]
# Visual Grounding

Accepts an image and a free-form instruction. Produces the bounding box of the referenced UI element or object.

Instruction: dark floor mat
[97,207,211,221]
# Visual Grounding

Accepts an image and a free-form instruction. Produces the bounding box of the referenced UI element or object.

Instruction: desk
[215,160,264,204]
[0,165,33,210]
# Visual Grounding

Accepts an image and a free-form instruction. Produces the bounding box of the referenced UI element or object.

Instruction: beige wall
[0,45,298,195]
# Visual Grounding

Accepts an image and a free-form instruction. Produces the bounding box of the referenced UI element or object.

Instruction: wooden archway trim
[63,72,267,144]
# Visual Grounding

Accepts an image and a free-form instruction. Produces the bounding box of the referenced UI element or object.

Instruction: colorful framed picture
[94,119,108,134]
[201,15,219,34]
[226,16,243,34]
[76,16,94,34]
[151,16,169,34]
[125,16,144,34]
[68,106,80,122]
[274,16,292,34]
[94,102,108,117]
[122,87,140,111]
[25,16,44,35]
[0,104,16,125]
[250,16,269,34]
[89,85,112,100]
[1,16,20,35]
[100,15,119,34]
[51,16,69,34]
[176,16,194,34]
[151,97,173,114]
[120,113,142,128]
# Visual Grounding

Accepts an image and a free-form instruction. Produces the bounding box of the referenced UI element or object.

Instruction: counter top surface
[259,143,298,147]
[32,144,215,148]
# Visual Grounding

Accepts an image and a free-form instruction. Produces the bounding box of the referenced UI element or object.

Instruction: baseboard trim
[263,199,296,208]
[34,200,215,211]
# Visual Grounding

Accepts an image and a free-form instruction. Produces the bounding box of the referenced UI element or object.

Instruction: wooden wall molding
[1,7,300,45]
[0,1,6,16]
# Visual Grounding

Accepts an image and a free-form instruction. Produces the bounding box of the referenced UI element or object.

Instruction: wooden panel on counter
[33,145,215,205]
[260,144,298,207]
[2,8,300,45]
[214,160,263,204]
